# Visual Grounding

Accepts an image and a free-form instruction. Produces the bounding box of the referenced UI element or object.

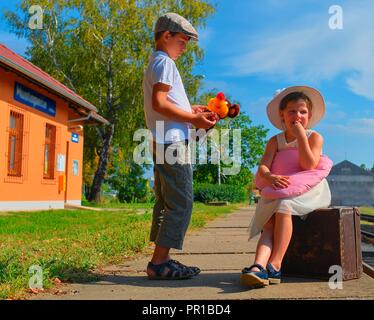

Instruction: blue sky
[1,0,373,169]
[195,0,374,169]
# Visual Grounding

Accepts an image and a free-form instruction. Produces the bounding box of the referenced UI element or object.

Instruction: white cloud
[320,118,374,135]
[226,0,374,101]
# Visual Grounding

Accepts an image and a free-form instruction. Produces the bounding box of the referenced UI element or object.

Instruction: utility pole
[211,138,221,185]
[218,148,221,185]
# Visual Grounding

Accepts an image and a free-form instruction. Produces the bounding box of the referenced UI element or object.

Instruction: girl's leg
[250,215,275,271]
[268,212,293,271]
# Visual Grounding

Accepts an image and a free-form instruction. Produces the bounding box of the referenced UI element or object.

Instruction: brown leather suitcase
[283,207,363,280]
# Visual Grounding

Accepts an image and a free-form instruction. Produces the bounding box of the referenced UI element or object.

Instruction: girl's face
[280,99,312,130]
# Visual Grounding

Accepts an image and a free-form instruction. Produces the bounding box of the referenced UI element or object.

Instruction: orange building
[0,44,108,211]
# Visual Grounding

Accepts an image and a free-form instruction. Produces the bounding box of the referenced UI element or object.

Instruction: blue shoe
[240,264,269,287]
[267,263,281,284]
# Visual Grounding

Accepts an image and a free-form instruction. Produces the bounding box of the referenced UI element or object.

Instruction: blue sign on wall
[71,133,79,143]
[14,82,56,117]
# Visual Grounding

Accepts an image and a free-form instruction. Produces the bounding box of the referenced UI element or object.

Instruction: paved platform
[31,206,374,300]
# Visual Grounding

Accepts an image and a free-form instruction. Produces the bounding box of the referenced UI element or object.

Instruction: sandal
[169,259,201,275]
[240,264,269,287]
[147,260,194,280]
[267,262,281,284]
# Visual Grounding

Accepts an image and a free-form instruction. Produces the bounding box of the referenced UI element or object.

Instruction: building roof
[0,43,109,125]
[329,160,374,176]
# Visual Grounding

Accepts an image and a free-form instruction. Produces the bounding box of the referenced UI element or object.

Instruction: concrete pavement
[31,206,374,300]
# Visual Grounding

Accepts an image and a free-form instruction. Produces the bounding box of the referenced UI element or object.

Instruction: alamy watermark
[28,265,43,290]
[133,121,242,176]
[28,5,43,30]
[328,265,343,289]
[329,5,343,30]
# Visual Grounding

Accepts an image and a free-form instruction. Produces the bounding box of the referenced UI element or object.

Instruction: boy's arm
[152,83,216,129]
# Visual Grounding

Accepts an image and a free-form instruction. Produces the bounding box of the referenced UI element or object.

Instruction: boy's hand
[192,105,220,122]
[192,112,217,129]
[192,105,208,114]
[204,111,220,123]
[265,174,290,189]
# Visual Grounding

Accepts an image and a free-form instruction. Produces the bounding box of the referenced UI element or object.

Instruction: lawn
[0,202,244,299]
[81,200,155,210]
[360,207,374,236]
[360,207,374,216]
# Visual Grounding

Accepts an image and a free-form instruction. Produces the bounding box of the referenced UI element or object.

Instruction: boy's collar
[154,50,169,57]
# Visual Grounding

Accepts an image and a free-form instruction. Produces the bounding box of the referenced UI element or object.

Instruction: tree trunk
[87,44,115,203]
[87,124,114,202]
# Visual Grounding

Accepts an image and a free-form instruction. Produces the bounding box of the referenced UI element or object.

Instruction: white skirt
[249,179,331,239]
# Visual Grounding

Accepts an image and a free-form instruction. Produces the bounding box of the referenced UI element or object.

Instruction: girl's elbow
[301,165,316,170]
[300,161,318,170]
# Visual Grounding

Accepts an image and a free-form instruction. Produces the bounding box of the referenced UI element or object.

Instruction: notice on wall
[57,154,66,172]
[72,160,79,176]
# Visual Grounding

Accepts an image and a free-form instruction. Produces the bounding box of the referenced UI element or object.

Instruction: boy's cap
[154,12,199,41]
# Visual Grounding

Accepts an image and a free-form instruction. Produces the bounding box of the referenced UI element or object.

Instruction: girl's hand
[291,121,307,139]
[265,174,290,189]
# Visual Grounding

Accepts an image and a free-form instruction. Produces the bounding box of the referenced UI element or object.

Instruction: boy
[143,12,217,279]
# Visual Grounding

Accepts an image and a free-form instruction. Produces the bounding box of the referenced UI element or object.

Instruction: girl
[241,86,332,288]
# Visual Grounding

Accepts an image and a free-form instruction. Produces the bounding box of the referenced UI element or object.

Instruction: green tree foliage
[194,183,247,203]
[107,147,150,203]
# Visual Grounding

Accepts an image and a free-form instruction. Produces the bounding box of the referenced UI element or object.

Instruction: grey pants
[150,141,193,250]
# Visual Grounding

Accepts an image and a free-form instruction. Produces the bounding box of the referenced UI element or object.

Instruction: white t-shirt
[143,50,192,144]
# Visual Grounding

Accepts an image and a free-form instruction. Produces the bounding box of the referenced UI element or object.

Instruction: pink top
[255,131,333,199]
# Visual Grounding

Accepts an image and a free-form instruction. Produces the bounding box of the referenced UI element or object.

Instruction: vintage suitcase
[283,207,363,280]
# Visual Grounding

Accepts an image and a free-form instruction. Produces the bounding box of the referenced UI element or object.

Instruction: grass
[81,200,155,210]
[361,220,374,226]
[0,202,243,299]
[360,207,374,216]
[360,207,374,234]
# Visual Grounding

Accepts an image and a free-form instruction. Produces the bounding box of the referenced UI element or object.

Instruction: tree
[5,0,215,202]
[107,146,150,203]
[193,98,268,188]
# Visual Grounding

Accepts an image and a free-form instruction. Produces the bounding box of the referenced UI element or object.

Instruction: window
[43,123,56,179]
[7,111,24,177]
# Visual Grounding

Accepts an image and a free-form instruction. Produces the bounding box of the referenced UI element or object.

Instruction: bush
[194,183,247,203]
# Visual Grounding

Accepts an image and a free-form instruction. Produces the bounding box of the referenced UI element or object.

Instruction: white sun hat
[267,86,326,130]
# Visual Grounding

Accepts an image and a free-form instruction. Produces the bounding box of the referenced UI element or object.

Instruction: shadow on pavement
[72,272,321,295]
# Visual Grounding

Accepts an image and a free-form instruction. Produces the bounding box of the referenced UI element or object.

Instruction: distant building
[327,160,374,206]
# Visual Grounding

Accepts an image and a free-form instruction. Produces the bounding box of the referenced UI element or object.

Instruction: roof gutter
[68,111,110,126]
